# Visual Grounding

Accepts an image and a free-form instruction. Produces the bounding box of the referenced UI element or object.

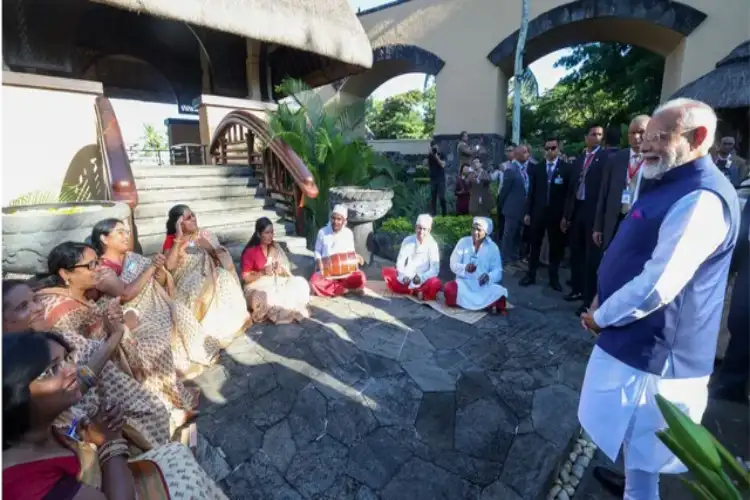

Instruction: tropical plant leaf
[8,184,88,206]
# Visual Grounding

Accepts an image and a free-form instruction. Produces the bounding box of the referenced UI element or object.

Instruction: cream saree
[170,230,251,346]
[242,243,311,324]
[36,289,171,450]
[100,252,222,408]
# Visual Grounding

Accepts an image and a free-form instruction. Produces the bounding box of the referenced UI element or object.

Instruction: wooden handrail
[94,96,138,208]
[209,110,319,200]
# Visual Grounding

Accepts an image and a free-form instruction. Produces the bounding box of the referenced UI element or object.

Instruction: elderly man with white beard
[578,98,741,500]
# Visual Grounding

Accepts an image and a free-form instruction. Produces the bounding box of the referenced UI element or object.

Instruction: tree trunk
[512,0,530,145]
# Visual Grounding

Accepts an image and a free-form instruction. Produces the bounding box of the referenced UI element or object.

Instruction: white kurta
[450,236,508,310]
[579,189,731,473]
[396,234,440,289]
[314,224,356,259]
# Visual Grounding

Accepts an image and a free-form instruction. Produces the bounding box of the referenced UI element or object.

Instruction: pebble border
[547,429,596,500]
[547,429,750,500]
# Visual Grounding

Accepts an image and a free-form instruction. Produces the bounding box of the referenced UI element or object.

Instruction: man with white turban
[445,217,508,313]
[310,204,367,296]
[381,214,443,300]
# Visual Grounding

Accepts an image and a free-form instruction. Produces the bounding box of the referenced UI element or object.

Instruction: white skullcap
[416,213,433,229]
[473,216,493,234]
[332,204,348,218]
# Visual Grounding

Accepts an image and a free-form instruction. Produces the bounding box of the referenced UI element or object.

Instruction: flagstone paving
[190,264,596,499]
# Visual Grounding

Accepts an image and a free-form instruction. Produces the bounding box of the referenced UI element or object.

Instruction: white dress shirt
[579,190,730,473]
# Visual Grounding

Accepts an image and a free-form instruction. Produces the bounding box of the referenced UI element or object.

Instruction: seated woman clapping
[162,205,250,345]
[1,332,229,500]
[29,243,172,449]
[381,214,443,301]
[92,218,219,406]
[240,217,311,324]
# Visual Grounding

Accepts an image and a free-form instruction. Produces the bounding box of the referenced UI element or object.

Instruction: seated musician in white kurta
[444,217,508,314]
[381,214,443,301]
[309,204,366,297]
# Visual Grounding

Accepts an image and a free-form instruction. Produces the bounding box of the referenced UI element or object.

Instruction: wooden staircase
[93,97,318,274]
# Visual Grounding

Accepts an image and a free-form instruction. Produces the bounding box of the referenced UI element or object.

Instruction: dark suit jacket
[564,148,609,226]
[498,162,528,221]
[728,199,749,332]
[594,149,631,248]
[525,159,571,224]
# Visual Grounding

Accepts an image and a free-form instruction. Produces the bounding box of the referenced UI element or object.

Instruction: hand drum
[321,252,358,279]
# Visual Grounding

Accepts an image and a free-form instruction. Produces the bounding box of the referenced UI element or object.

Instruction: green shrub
[413,177,430,184]
[381,215,474,248]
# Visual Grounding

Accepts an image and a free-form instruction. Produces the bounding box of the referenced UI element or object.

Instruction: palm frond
[8,184,87,207]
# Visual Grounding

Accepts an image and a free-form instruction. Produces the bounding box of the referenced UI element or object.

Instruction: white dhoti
[578,346,710,474]
[455,278,508,310]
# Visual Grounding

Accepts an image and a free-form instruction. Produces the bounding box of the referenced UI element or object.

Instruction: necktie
[576,153,595,200]
[547,162,554,181]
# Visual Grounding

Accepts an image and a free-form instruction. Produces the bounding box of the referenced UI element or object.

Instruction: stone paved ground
[189,262,596,499]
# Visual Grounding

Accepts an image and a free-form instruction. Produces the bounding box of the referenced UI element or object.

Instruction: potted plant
[3,185,131,276]
[268,79,397,249]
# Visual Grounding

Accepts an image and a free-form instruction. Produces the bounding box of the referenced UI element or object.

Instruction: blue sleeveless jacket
[597,155,740,377]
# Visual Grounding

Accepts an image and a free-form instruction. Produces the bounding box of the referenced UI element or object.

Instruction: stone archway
[335,43,445,99]
[487,0,707,90]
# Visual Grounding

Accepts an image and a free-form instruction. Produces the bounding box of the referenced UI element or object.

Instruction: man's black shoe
[564,292,583,301]
[593,466,625,497]
[575,304,588,316]
[519,275,535,287]
[549,282,562,292]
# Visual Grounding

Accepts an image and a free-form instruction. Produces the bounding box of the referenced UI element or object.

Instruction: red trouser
[310,270,366,297]
[443,280,507,310]
[381,267,442,301]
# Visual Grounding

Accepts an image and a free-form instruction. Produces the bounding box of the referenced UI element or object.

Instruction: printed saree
[166,230,250,346]
[99,252,220,409]
[35,289,171,450]
[241,243,311,324]
[4,437,227,500]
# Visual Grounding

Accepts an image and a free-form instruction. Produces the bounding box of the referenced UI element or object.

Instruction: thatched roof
[93,0,373,71]
[671,41,750,109]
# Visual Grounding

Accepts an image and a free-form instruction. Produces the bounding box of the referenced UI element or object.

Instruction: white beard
[642,148,689,179]
[642,161,669,179]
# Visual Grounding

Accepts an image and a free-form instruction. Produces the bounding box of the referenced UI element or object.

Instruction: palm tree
[512,0,531,145]
[508,66,539,103]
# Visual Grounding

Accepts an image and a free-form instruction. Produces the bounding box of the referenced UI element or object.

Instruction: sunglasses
[71,259,99,271]
[36,351,75,381]
[545,146,558,151]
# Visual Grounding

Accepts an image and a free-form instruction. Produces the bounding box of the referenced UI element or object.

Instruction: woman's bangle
[77,365,98,390]
[98,438,130,466]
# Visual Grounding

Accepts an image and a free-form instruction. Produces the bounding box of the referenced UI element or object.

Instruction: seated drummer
[310,204,367,297]
[381,214,442,301]
[444,217,508,314]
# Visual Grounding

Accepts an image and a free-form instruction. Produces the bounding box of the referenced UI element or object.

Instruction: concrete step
[134,196,266,220]
[135,207,284,237]
[132,165,252,178]
[135,175,256,190]
[137,184,260,204]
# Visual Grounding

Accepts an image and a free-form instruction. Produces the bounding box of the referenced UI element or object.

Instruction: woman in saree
[240,217,311,324]
[92,218,220,412]
[162,205,250,345]
[31,243,171,449]
[2,332,228,500]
